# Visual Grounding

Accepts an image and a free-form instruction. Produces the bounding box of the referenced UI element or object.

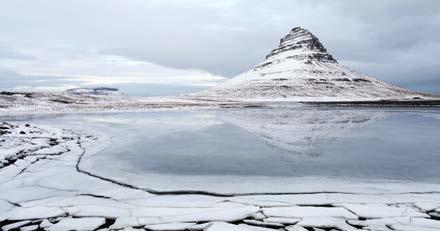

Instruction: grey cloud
[0,70,208,96]
[324,0,440,53]
[0,70,83,90]
[0,47,35,60]
[0,0,439,92]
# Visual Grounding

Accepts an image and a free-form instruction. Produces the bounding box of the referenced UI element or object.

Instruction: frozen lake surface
[9,106,440,193]
[3,107,440,230]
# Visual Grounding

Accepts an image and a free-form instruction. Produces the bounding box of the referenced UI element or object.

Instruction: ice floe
[47,217,106,231]
[262,206,358,219]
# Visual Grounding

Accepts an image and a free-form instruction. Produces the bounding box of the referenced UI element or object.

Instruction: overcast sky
[1,0,439,95]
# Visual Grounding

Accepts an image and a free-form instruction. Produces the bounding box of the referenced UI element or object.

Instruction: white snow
[296,217,357,231]
[262,206,358,219]
[286,225,308,231]
[237,224,279,231]
[415,202,440,211]
[47,217,106,231]
[263,217,300,225]
[411,218,440,229]
[0,200,13,215]
[144,222,197,231]
[391,225,439,231]
[6,206,66,220]
[131,203,259,223]
[205,222,252,231]
[19,225,39,231]
[109,217,141,229]
[341,203,429,219]
[243,219,284,228]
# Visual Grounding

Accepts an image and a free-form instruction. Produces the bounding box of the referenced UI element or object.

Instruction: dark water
[7,107,440,181]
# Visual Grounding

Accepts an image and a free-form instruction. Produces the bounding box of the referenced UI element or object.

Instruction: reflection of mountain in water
[216,107,391,156]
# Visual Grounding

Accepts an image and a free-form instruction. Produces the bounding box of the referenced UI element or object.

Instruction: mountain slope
[192,27,433,101]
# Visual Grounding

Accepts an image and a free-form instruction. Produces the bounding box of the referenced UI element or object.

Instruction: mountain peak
[264,27,336,64]
[191,26,430,101]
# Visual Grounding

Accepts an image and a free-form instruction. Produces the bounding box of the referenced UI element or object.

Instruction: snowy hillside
[191,27,434,101]
[0,88,134,115]
[64,87,122,97]
[1,87,125,103]
[0,87,241,115]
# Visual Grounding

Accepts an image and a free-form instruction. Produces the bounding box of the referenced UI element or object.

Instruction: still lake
[7,106,440,193]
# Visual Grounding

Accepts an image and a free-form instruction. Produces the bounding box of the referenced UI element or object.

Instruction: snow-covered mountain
[0,87,132,114]
[64,87,122,97]
[0,87,221,115]
[192,27,433,101]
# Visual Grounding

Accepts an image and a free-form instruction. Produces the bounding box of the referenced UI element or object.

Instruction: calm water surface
[7,107,440,182]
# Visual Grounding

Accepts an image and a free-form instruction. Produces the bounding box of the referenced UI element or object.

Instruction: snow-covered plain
[0,88,225,116]
[1,109,440,231]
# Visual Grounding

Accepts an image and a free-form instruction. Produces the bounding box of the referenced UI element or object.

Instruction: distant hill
[64,87,122,96]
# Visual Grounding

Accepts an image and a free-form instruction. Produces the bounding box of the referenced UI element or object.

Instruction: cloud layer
[0,0,439,94]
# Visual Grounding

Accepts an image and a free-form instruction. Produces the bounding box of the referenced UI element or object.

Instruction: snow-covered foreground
[1,121,440,231]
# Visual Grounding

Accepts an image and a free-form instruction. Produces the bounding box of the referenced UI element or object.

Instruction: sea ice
[144,222,197,231]
[262,206,357,219]
[47,217,106,231]
[341,203,428,219]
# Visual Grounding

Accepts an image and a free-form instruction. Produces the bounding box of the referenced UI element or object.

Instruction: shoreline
[301,99,440,107]
[1,99,440,118]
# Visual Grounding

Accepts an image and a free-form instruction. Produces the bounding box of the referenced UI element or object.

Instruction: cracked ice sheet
[0,186,72,204]
[415,202,440,212]
[206,222,254,231]
[341,203,429,219]
[123,194,225,207]
[46,217,106,231]
[5,206,66,220]
[229,193,399,207]
[78,163,440,194]
[109,217,161,230]
[0,123,134,214]
[296,217,357,231]
[21,195,135,209]
[131,202,259,223]
[144,222,197,231]
[64,205,131,218]
[262,206,358,220]
[205,222,288,231]
[350,217,440,231]
[0,200,13,214]
[2,122,440,230]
